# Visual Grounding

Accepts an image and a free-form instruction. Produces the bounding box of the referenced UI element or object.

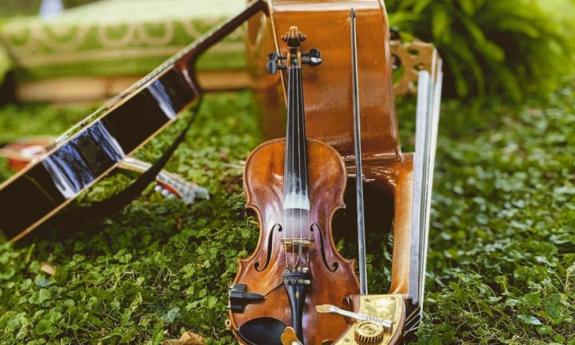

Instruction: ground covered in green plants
[0,84,574,344]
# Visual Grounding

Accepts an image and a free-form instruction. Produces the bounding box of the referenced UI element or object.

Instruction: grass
[0,83,574,344]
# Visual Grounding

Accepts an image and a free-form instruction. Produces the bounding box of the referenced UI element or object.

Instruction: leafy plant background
[386,0,574,101]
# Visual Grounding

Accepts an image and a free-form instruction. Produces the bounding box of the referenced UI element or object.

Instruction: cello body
[239,0,443,343]
[248,0,399,157]
[247,0,415,307]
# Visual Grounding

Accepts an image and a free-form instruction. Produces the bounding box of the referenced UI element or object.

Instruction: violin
[228,27,360,344]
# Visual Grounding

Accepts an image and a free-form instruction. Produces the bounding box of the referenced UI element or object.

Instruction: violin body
[230,138,359,344]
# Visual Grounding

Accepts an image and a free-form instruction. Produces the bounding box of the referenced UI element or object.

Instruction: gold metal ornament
[333,294,405,345]
[354,322,385,344]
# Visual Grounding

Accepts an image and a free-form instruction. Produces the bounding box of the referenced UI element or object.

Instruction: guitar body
[0,1,266,241]
[0,69,198,241]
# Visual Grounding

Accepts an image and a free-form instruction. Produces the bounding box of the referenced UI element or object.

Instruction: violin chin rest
[238,317,286,345]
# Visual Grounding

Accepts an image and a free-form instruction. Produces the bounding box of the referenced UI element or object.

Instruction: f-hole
[310,223,339,272]
[254,223,282,272]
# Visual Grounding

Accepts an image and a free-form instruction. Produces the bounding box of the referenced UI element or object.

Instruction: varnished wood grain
[247,0,399,159]
[229,138,360,344]
[246,2,416,343]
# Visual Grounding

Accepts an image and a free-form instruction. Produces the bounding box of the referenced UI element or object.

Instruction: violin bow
[350,7,368,296]
[349,7,445,340]
[405,50,444,334]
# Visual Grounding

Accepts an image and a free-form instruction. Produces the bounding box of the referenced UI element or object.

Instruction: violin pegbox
[267,26,321,75]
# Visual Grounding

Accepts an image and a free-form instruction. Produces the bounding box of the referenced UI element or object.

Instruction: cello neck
[283,27,310,211]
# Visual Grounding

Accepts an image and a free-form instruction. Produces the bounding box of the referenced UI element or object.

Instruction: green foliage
[386,0,574,101]
[0,46,10,85]
[410,87,575,342]
[0,85,575,344]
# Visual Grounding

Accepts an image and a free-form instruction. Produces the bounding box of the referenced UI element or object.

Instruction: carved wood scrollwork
[391,40,440,96]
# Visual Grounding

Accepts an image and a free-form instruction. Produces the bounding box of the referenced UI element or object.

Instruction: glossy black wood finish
[0,1,267,241]
[0,68,196,239]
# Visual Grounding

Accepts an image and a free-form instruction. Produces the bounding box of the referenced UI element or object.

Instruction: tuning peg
[267,60,278,74]
[302,48,321,66]
[266,52,286,74]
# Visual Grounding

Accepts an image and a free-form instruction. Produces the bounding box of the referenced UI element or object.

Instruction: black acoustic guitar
[0,1,266,242]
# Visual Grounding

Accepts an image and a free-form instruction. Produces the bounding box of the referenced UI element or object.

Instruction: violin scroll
[267,27,322,74]
[282,26,306,47]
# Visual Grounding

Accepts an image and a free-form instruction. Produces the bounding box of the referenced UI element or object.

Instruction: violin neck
[283,63,310,210]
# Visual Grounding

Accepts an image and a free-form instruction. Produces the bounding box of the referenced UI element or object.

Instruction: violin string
[295,59,305,264]
[300,61,311,265]
[289,61,295,270]
[284,58,290,270]
[290,61,297,269]
[299,61,311,267]
[296,72,301,268]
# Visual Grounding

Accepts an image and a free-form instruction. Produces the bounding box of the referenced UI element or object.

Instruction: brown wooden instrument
[245,0,443,343]
[247,1,411,299]
[0,1,266,242]
[228,27,360,345]
[0,0,441,342]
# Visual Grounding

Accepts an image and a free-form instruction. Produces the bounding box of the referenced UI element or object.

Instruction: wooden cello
[238,0,442,343]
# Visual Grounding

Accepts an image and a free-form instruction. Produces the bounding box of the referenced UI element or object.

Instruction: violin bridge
[282,238,314,248]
